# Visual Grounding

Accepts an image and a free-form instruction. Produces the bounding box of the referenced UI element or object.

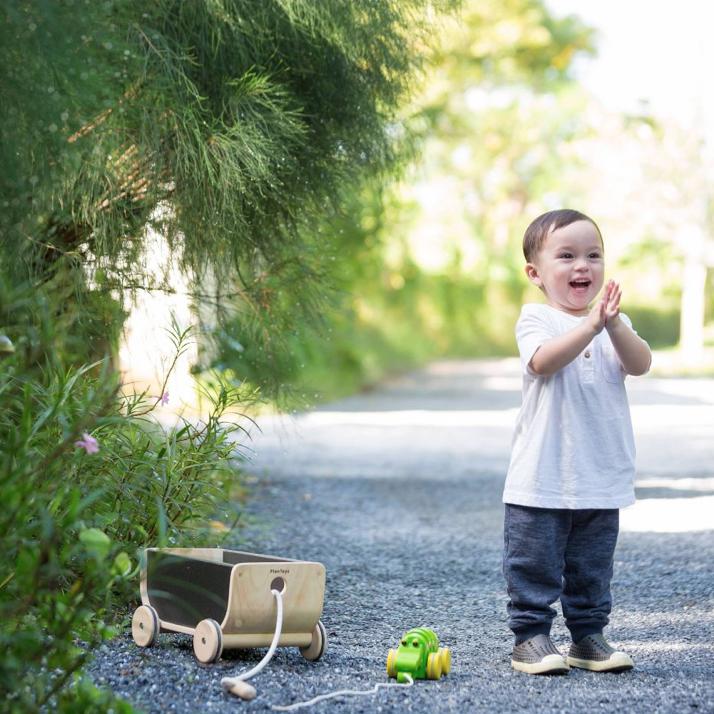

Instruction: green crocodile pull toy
[386,627,451,683]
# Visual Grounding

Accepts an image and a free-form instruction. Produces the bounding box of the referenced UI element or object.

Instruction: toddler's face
[526,220,604,315]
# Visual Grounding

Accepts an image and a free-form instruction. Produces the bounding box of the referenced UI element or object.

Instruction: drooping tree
[1,0,455,371]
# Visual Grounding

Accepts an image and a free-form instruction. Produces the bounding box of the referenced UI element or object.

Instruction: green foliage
[284,271,517,403]
[0,278,251,711]
[1,0,464,411]
[55,677,135,714]
[1,2,480,709]
[214,4,598,402]
[0,260,127,368]
[293,0,597,384]
[213,177,522,405]
[625,306,680,349]
[219,0,597,405]
[426,0,595,93]
[1,0,455,333]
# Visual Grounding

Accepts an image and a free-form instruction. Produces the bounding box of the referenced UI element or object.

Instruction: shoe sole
[512,654,570,675]
[567,653,634,672]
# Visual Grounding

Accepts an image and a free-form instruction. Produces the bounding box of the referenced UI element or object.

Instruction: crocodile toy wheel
[193,618,223,663]
[132,605,160,648]
[426,652,442,680]
[438,647,451,675]
[299,620,327,661]
[386,648,398,677]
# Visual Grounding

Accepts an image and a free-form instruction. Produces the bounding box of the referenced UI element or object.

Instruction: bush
[625,305,680,349]
[0,281,253,712]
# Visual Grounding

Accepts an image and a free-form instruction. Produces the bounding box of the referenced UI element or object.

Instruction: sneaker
[567,634,634,672]
[511,634,569,675]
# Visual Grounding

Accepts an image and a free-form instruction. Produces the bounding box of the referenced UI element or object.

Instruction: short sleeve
[515,305,556,376]
[619,312,636,334]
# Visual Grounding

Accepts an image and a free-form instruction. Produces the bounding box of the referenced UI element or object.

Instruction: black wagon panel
[146,551,232,627]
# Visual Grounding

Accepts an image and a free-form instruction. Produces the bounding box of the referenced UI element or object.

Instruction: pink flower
[160,391,169,406]
[75,433,99,454]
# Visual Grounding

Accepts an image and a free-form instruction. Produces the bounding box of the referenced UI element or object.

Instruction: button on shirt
[503,303,637,509]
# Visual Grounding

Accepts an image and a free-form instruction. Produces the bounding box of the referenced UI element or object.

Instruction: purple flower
[75,433,99,454]
[160,391,169,406]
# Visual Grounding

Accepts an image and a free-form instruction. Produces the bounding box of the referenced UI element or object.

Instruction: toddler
[503,209,651,674]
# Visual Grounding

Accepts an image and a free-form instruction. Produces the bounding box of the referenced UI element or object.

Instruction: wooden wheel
[438,647,451,675]
[386,648,398,677]
[193,618,223,663]
[426,652,442,680]
[299,620,327,661]
[132,605,160,648]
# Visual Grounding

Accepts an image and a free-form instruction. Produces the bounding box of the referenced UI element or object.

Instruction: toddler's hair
[523,209,602,262]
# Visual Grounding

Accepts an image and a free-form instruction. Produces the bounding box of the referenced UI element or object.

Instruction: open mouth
[569,279,591,290]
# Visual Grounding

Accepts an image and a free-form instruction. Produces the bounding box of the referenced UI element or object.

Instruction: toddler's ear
[524,262,542,288]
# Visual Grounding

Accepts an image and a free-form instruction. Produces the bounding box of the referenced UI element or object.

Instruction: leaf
[79,528,112,558]
[112,551,132,577]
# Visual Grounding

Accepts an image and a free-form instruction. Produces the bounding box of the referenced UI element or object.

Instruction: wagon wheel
[426,652,442,680]
[193,618,224,664]
[438,647,452,675]
[299,620,327,661]
[386,648,398,678]
[132,605,160,648]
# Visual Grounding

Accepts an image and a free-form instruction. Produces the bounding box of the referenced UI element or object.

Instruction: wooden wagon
[131,547,327,664]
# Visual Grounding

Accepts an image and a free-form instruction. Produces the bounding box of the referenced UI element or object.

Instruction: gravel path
[88,359,714,713]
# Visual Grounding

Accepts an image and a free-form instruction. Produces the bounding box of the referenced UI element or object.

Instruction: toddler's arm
[603,281,651,375]
[529,281,652,377]
[528,321,600,376]
[528,293,608,377]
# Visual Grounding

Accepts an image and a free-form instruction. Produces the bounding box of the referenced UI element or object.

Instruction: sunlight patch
[301,410,519,427]
[636,477,714,492]
[621,495,714,532]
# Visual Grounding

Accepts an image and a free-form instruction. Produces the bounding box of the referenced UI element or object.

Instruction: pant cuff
[512,622,551,645]
[568,623,604,643]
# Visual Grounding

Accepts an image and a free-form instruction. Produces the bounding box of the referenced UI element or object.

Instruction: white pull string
[271,675,414,712]
[221,588,417,709]
[221,588,284,700]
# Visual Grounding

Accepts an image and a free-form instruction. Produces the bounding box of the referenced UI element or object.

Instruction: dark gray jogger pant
[503,503,620,644]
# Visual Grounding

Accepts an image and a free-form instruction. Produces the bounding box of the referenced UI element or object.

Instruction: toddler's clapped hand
[588,280,621,333]
[603,279,621,324]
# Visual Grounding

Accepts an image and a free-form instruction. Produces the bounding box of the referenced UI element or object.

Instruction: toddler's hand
[603,279,621,323]
[587,288,608,333]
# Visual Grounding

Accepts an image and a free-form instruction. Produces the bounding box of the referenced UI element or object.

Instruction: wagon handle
[221,588,284,700]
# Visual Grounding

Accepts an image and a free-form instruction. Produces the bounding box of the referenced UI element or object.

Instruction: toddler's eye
[559,252,573,259]
[589,252,602,259]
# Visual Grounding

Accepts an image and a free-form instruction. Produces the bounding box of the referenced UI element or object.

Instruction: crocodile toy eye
[412,641,419,647]
[401,640,407,646]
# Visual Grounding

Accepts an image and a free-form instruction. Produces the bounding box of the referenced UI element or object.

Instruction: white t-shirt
[503,303,637,509]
